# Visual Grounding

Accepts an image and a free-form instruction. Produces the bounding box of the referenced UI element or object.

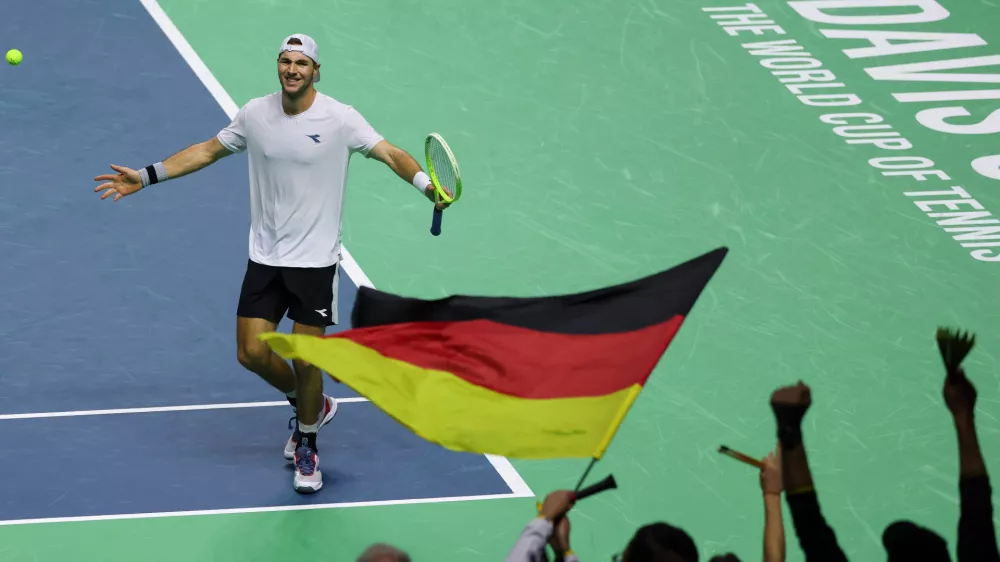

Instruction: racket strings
[428,139,457,199]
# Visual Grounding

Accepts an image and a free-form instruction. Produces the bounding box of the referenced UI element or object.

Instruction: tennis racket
[425,132,462,236]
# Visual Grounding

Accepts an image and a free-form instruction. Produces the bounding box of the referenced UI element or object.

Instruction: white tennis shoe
[293,445,323,494]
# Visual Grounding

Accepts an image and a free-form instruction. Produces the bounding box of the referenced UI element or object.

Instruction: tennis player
[93,34,447,494]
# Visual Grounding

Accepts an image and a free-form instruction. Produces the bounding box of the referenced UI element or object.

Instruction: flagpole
[574,458,597,492]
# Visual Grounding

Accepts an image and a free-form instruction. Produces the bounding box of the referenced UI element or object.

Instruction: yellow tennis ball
[6,49,23,66]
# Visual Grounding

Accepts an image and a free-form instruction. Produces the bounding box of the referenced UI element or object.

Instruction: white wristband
[139,162,169,188]
[412,171,431,193]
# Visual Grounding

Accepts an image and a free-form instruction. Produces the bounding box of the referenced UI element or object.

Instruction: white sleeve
[343,106,384,156]
[505,517,554,562]
[217,104,249,153]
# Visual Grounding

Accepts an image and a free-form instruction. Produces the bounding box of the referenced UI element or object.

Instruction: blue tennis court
[0,0,529,526]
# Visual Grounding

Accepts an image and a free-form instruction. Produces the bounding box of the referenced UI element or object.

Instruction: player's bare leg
[237,316,337,468]
[292,322,325,426]
[236,316,296,394]
[289,321,337,493]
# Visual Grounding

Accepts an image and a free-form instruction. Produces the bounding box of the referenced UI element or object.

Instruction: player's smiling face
[278,51,317,95]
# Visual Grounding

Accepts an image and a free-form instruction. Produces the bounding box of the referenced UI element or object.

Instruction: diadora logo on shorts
[315,309,327,317]
[306,134,321,144]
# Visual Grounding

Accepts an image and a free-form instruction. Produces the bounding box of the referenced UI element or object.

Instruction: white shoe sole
[284,396,339,461]
[293,475,323,494]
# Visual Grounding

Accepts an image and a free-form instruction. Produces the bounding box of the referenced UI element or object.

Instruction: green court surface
[6,0,1000,560]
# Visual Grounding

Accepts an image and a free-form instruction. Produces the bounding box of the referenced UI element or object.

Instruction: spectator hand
[760,448,783,496]
[944,366,977,422]
[548,515,571,557]
[540,490,576,522]
[770,381,811,428]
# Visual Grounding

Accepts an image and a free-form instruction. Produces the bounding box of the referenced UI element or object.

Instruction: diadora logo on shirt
[306,134,321,144]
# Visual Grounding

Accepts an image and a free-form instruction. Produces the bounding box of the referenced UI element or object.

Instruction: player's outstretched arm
[94,137,233,202]
[367,140,448,210]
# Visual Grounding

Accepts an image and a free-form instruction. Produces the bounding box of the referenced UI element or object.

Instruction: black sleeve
[785,490,850,562]
[958,474,1000,562]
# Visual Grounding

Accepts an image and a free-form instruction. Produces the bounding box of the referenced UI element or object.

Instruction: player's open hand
[94,164,142,201]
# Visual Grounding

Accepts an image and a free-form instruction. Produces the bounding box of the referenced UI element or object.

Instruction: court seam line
[0,397,370,421]
[0,493,528,527]
[139,0,532,501]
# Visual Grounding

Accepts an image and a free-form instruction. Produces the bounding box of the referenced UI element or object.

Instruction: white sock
[298,419,322,433]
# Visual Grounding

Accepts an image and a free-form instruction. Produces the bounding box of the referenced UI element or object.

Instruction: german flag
[260,247,727,460]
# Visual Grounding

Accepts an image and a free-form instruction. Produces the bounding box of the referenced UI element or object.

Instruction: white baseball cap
[278,33,321,83]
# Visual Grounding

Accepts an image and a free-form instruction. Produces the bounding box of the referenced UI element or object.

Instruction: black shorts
[237,259,339,328]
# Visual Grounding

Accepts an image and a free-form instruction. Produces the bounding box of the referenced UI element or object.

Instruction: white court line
[0,398,369,421]
[485,455,533,496]
[0,493,524,527]
[135,0,532,506]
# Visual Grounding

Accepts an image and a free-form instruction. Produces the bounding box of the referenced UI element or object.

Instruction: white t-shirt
[217,92,384,268]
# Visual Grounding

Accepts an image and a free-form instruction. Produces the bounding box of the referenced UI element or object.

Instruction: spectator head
[883,521,950,562]
[357,543,411,562]
[708,555,742,562]
[618,522,699,562]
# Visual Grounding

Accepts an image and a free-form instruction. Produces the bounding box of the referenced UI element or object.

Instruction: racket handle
[430,207,443,236]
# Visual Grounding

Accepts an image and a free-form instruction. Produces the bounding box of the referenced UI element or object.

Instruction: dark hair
[356,543,411,562]
[883,521,950,562]
[708,555,742,562]
[624,522,699,562]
